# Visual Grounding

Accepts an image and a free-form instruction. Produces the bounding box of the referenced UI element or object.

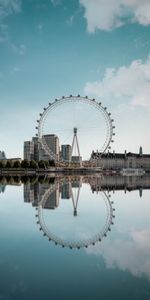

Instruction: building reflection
[23,177,83,209]
[24,182,60,209]
[21,174,150,212]
[0,185,6,193]
[61,182,72,199]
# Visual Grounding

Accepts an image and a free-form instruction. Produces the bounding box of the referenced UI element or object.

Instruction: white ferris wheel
[35,95,115,162]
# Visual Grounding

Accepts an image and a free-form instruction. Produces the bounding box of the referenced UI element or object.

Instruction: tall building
[40,134,59,161]
[32,137,40,161]
[24,141,34,161]
[61,144,72,161]
[0,151,6,160]
[24,134,59,161]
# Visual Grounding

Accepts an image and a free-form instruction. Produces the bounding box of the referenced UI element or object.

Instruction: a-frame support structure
[70,127,82,167]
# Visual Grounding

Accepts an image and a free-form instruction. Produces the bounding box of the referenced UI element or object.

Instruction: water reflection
[20,176,115,248]
[0,174,150,252]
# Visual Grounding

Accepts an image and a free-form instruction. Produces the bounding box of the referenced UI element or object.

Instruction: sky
[0,0,150,158]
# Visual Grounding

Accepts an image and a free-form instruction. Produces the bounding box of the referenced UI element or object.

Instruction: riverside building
[61,144,72,161]
[24,134,60,161]
[90,148,150,171]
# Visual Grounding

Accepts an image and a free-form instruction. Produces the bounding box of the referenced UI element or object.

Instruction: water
[0,175,150,300]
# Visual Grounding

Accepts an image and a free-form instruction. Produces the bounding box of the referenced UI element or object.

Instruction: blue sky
[0,0,150,158]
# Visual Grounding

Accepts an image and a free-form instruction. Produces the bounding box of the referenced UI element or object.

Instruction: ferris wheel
[35,177,115,249]
[35,95,115,161]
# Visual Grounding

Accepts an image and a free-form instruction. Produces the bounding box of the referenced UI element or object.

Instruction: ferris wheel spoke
[37,95,115,160]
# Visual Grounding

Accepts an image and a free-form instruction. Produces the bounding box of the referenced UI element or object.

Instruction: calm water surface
[0,175,150,300]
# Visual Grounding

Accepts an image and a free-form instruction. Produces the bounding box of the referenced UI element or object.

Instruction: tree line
[0,159,56,169]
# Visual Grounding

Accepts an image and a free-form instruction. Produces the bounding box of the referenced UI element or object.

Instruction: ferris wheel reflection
[24,176,115,249]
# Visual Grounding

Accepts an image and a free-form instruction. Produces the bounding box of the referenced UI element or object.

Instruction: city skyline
[0,0,150,158]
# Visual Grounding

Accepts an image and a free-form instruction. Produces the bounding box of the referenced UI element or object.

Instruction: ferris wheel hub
[73,127,77,134]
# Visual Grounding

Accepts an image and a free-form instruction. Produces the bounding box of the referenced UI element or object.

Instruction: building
[61,144,72,161]
[72,156,82,163]
[41,134,59,161]
[32,137,40,161]
[90,149,150,171]
[24,141,34,161]
[24,134,60,161]
[0,151,6,160]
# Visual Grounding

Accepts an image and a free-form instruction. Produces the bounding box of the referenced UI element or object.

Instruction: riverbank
[0,167,149,176]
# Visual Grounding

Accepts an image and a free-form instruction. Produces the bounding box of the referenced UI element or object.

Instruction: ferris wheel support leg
[70,127,82,167]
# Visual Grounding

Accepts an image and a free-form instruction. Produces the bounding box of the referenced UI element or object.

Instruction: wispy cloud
[0,0,21,17]
[37,23,43,33]
[0,23,8,42]
[12,43,26,55]
[0,0,22,42]
[80,0,150,32]
[50,0,62,6]
[84,55,150,108]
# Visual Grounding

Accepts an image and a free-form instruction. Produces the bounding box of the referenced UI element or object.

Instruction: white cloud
[79,0,150,32]
[84,56,150,108]
[86,229,150,280]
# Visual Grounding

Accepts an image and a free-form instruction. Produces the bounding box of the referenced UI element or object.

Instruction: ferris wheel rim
[35,95,115,161]
[35,179,115,249]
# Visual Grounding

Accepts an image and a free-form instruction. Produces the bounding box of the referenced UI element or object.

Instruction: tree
[21,176,30,184]
[5,161,13,168]
[44,160,49,168]
[13,176,20,184]
[21,159,30,168]
[0,161,5,168]
[30,160,38,169]
[38,160,45,169]
[13,161,21,168]
[49,160,55,167]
